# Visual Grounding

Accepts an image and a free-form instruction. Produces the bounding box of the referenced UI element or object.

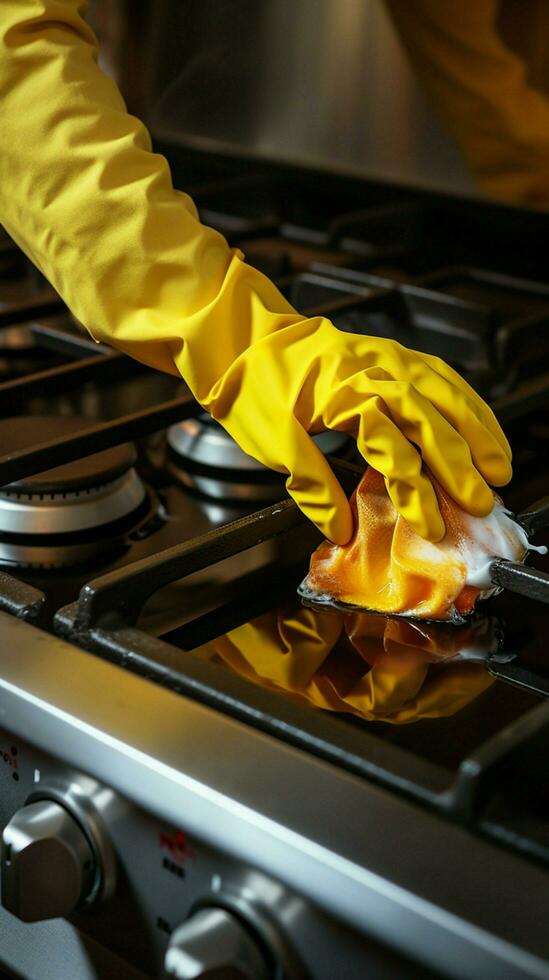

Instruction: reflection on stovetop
[191,602,504,725]
[186,567,549,749]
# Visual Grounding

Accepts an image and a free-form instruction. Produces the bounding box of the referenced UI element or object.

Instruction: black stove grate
[0,352,201,487]
[0,570,45,624]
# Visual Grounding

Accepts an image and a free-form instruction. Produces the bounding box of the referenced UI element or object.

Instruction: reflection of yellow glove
[196,604,495,724]
[0,2,511,543]
[385,0,549,205]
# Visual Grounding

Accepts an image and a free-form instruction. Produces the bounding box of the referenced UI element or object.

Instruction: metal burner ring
[0,469,146,535]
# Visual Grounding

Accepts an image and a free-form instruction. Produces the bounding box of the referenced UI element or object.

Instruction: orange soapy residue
[302,468,527,623]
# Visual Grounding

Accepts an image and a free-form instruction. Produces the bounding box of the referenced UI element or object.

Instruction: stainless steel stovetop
[1,149,549,980]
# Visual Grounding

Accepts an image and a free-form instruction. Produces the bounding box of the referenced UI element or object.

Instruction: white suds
[461,504,547,592]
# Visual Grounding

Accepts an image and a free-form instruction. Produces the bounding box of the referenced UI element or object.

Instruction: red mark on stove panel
[159,829,196,864]
[1,746,19,782]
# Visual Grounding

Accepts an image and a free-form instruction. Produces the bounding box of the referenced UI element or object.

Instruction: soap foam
[460,504,547,592]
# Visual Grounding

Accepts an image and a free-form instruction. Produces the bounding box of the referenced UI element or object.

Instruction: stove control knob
[164,907,271,979]
[1,800,95,922]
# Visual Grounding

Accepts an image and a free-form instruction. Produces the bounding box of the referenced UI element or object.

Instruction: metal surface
[0,572,45,623]
[0,469,146,535]
[0,729,429,980]
[196,878,308,980]
[2,612,549,979]
[0,355,201,488]
[70,497,308,630]
[490,558,549,605]
[144,0,473,196]
[0,291,63,326]
[168,416,275,472]
[0,537,125,570]
[59,457,358,632]
[168,415,349,472]
[27,775,118,906]
[168,470,282,503]
[0,905,152,980]
[167,414,350,501]
[164,907,270,979]
[1,800,95,922]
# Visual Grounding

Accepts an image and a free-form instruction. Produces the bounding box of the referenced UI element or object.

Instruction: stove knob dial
[1,800,95,922]
[164,907,271,979]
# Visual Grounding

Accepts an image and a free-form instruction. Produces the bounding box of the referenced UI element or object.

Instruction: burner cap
[0,415,146,540]
[0,416,137,494]
[167,413,352,501]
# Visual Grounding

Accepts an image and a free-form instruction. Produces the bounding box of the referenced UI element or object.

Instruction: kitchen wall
[90,0,474,196]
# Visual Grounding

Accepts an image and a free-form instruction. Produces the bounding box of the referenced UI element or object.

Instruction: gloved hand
[0,0,512,545]
[196,297,512,542]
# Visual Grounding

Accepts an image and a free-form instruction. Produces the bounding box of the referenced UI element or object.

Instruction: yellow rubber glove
[0,0,512,544]
[385,0,549,205]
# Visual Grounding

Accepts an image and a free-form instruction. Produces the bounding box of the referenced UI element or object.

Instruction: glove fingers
[397,366,512,486]
[333,363,511,490]
[324,378,499,522]
[380,388,495,517]
[353,403,445,541]
[416,351,512,461]
[284,426,354,545]
[336,336,510,462]
[439,406,512,487]
[409,382,511,487]
[320,339,511,484]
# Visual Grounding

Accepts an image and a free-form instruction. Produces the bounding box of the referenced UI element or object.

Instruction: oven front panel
[2,613,549,980]
[0,725,433,980]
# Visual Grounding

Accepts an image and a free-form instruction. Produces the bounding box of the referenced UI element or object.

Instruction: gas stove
[1,148,549,980]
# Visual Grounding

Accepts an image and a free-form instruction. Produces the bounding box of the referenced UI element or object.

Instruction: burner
[167,413,352,501]
[0,416,147,567]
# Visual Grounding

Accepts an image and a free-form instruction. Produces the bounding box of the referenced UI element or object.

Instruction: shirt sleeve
[385,0,549,205]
